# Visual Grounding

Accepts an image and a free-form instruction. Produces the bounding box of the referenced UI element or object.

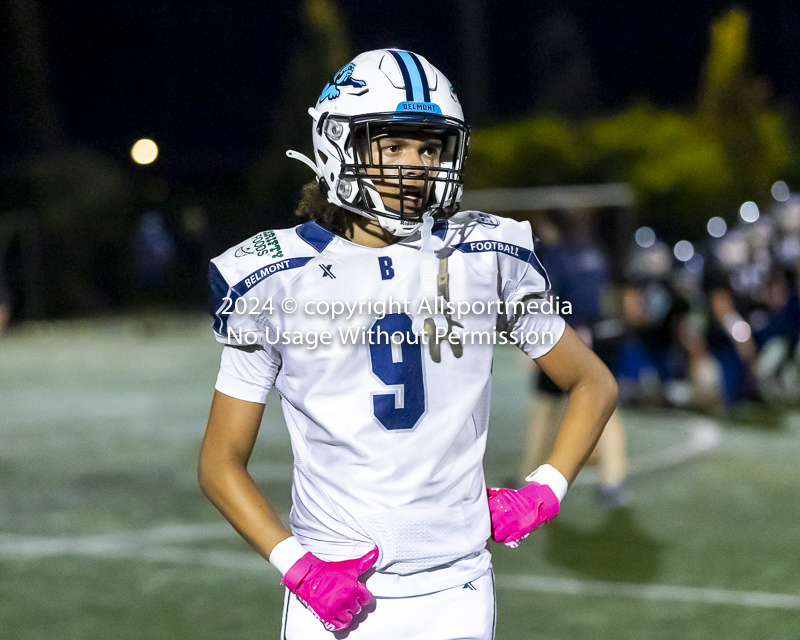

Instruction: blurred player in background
[199,49,617,638]
[518,211,630,508]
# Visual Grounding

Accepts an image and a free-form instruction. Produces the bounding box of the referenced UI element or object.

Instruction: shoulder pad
[208,222,337,343]
[211,222,336,290]
[443,211,535,250]
[439,211,549,291]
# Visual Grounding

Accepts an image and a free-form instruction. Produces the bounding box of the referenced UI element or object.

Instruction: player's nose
[400,159,426,179]
[399,147,428,168]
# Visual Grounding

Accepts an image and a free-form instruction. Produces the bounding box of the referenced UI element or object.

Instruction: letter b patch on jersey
[378,256,395,280]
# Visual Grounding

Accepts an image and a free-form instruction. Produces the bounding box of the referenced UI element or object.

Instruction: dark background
[4,1,799,162]
[1,0,799,317]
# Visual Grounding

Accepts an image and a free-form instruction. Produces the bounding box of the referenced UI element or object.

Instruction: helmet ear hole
[316,112,329,135]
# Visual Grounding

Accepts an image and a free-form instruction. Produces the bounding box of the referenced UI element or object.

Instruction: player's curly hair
[294,181,351,237]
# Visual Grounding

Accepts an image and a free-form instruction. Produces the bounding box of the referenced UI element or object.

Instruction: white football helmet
[287,49,469,236]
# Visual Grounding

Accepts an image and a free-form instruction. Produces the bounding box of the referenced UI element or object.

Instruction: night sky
[4,0,800,170]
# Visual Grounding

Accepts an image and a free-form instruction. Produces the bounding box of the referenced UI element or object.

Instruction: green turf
[1,315,798,639]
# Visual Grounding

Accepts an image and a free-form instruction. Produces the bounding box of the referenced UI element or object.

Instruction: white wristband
[525,464,569,503]
[268,536,307,576]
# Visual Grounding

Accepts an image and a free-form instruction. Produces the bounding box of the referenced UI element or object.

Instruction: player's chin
[381,198,424,217]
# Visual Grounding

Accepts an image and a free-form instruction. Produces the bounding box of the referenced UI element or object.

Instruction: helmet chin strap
[412,213,448,336]
[363,179,422,237]
[377,215,421,237]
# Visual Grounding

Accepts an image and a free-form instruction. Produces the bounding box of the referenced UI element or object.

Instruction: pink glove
[487,482,560,548]
[282,547,379,631]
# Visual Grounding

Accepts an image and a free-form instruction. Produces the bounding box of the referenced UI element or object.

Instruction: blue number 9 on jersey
[369,314,425,430]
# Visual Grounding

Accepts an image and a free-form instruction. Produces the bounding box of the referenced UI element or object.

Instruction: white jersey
[209,211,565,596]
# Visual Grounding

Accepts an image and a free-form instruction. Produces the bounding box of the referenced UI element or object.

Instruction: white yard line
[101,545,275,574]
[496,574,800,611]
[0,415,725,560]
[625,415,722,475]
[573,415,721,485]
[0,415,761,612]
[1,522,798,611]
[0,522,233,560]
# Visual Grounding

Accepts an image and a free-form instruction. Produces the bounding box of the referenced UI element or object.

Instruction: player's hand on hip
[282,546,380,631]
[487,482,560,548]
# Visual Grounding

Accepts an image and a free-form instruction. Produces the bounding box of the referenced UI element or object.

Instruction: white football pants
[279,569,496,640]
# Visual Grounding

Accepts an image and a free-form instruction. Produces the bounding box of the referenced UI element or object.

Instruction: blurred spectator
[750,268,800,402]
[615,282,731,409]
[705,285,755,403]
[753,268,800,349]
[661,307,725,410]
[131,211,176,295]
[541,210,609,328]
[614,285,668,404]
[774,197,800,270]
[175,206,211,302]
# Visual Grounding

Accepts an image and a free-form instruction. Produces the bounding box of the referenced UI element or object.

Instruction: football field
[1,315,798,639]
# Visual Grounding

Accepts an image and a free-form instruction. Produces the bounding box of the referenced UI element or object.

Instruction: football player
[199,49,618,639]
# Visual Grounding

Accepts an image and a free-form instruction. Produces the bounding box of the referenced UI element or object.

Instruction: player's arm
[487,325,617,547]
[199,342,378,631]
[534,324,618,483]
[198,390,291,560]
[199,389,378,631]
[487,218,618,547]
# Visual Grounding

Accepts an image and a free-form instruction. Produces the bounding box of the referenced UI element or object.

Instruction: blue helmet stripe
[395,50,426,102]
[390,49,430,103]
[406,51,431,103]
[388,50,415,101]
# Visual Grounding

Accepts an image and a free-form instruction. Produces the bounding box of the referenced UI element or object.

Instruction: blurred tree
[467,116,591,189]
[533,11,598,119]
[465,8,794,240]
[248,0,351,230]
[18,150,132,313]
[459,0,488,126]
[697,7,792,209]
[8,0,133,314]
[589,104,732,237]
[6,0,63,152]
[19,150,130,236]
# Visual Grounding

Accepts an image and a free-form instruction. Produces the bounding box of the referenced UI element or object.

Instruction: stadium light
[686,253,704,274]
[131,139,159,164]
[707,217,727,238]
[739,201,759,223]
[674,240,694,262]
[731,320,752,343]
[771,181,790,202]
[635,226,656,248]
